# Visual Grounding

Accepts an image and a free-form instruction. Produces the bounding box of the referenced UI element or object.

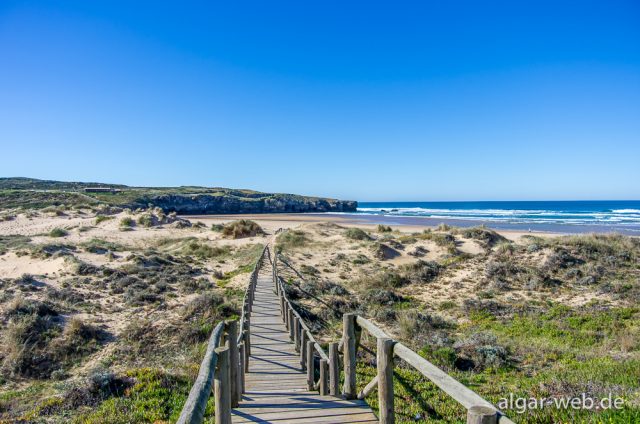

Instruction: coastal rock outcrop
[130,194,357,215]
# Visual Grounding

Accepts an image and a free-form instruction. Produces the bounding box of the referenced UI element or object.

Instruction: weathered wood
[176,321,225,424]
[356,316,388,339]
[214,345,231,424]
[238,342,245,394]
[329,342,339,396]
[342,313,357,399]
[284,301,289,328]
[288,309,295,340]
[306,340,315,390]
[183,241,511,424]
[230,238,378,423]
[467,406,498,424]
[357,375,378,400]
[394,343,500,413]
[294,317,301,352]
[319,359,329,396]
[242,329,250,373]
[300,331,308,370]
[227,321,240,408]
[377,337,395,424]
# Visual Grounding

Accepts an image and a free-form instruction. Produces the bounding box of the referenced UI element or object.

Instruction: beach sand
[185,213,561,241]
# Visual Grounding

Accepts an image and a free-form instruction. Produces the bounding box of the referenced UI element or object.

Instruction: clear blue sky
[1,1,639,201]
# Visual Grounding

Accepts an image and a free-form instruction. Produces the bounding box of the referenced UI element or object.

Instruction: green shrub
[276,230,308,250]
[137,214,154,228]
[345,227,370,241]
[94,215,114,225]
[81,238,124,254]
[49,228,68,238]
[459,225,507,246]
[181,239,230,259]
[377,224,392,233]
[221,220,264,239]
[495,241,515,255]
[119,217,135,230]
[439,301,457,311]
[400,260,441,283]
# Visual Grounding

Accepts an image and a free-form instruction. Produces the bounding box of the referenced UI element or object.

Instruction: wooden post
[227,321,239,407]
[306,340,314,390]
[238,342,245,394]
[284,303,290,329]
[319,359,329,396]
[466,406,497,424]
[294,317,300,352]
[329,342,339,396]
[300,331,307,369]
[377,337,394,424]
[214,345,231,424]
[288,309,295,341]
[243,328,250,372]
[342,313,357,399]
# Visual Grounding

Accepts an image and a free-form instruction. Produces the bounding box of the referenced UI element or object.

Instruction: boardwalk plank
[232,259,378,423]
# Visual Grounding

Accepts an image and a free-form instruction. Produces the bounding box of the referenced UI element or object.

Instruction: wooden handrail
[178,244,268,424]
[273,246,333,394]
[273,228,514,424]
[177,322,225,424]
[350,313,515,424]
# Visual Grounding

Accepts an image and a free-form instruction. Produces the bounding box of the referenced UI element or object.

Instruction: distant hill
[0,177,358,214]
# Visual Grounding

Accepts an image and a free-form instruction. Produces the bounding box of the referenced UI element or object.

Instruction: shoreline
[182,212,640,237]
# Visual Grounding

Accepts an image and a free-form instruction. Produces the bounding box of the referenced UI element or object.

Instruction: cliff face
[132,194,358,214]
[0,178,358,214]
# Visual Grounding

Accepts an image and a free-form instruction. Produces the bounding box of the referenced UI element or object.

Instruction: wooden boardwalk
[232,260,378,423]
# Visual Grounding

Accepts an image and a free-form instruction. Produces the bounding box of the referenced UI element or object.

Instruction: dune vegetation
[275,224,640,423]
[0,204,266,422]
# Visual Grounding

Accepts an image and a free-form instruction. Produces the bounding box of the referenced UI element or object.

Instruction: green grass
[74,368,213,423]
[356,363,467,423]
[181,239,231,259]
[215,264,254,287]
[0,235,32,255]
[0,190,100,209]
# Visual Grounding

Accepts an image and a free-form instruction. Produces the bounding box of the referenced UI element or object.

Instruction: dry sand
[187,213,561,241]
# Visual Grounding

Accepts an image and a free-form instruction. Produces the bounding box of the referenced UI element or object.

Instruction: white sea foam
[352,205,640,226]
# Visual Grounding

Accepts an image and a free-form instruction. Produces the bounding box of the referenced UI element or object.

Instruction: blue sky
[1,1,639,201]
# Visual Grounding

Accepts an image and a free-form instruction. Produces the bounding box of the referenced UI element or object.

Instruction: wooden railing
[273,253,337,395]
[273,246,514,424]
[177,245,268,424]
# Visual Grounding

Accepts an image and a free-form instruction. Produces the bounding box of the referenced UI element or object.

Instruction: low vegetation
[275,224,640,423]
[221,220,264,239]
[345,227,371,240]
[119,217,135,230]
[48,228,68,238]
[276,229,308,251]
[0,205,265,422]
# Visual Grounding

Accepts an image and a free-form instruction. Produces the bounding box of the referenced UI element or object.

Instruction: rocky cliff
[0,178,358,213]
[129,193,357,214]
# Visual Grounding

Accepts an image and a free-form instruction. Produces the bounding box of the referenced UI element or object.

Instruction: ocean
[329,200,640,235]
